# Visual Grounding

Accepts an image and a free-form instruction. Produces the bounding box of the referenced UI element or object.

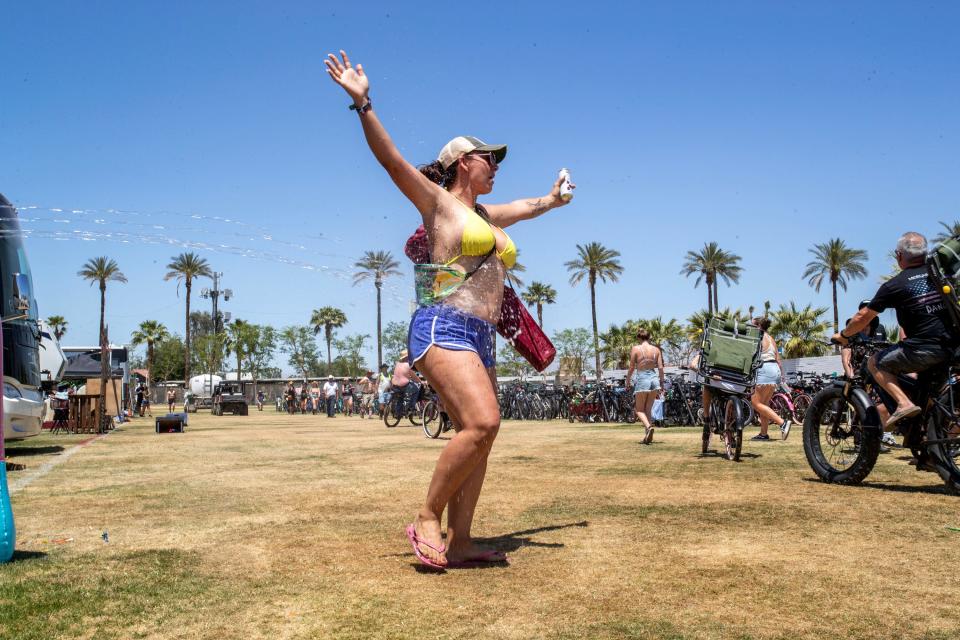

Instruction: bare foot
[413,512,447,566]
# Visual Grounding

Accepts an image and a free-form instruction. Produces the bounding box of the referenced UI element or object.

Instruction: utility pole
[200,273,232,403]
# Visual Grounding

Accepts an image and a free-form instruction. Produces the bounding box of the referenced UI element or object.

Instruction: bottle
[558,168,573,201]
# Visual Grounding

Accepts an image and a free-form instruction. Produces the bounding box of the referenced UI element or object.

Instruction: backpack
[699,316,763,379]
[927,234,960,341]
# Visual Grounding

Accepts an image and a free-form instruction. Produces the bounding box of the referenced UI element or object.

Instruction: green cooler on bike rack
[928,233,960,339]
[696,317,763,394]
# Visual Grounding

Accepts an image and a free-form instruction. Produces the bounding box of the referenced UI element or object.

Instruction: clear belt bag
[413,247,494,307]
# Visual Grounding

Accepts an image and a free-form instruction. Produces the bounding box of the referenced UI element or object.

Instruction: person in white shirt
[376,364,391,418]
[322,376,339,418]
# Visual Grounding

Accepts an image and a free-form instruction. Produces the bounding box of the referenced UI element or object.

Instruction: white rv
[39,319,66,387]
[1,194,44,441]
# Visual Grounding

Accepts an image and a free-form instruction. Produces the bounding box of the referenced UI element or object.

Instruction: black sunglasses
[468,151,499,167]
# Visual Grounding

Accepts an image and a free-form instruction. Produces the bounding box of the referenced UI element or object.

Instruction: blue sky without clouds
[2,2,958,373]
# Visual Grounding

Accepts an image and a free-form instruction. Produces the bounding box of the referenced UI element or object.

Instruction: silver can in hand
[559,168,573,201]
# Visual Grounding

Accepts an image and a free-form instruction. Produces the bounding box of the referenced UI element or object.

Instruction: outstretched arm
[484,175,575,228]
[324,50,441,218]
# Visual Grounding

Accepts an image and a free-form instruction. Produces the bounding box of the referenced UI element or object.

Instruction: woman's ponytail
[418,160,458,188]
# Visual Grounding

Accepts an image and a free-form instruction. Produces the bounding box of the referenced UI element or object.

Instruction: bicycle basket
[699,317,763,378]
[928,234,960,339]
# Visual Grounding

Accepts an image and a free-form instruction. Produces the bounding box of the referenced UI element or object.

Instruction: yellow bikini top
[444,198,517,269]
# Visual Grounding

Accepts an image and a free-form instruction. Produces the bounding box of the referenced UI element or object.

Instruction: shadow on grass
[476,520,589,552]
[800,477,949,495]
[7,445,65,457]
[8,550,47,562]
[696,450,762,460]
[399,521,589,572]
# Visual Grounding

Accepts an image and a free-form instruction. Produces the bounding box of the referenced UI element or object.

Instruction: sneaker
[881,433,898,447]
[780,420,792,441]
[751,433,770,441]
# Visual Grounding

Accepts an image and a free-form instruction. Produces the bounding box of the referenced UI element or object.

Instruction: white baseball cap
[438,136,507,170]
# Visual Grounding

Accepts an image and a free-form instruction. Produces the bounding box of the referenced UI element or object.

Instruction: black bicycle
[700,381,753,461]
[421,391,453,438]
[383,384,425,428]
[803,335,960,493]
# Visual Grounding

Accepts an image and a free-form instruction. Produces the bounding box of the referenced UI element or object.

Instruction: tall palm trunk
[325,327,333,369]
[712,275,719,313]
[537,303,543,328]
[184,279,192,382]
[831,277,840,354]
[146,342,155,390]
[375,279,383,371]
[590,273,600,380]
[236,349,242,382]
[706,276,714,316]
[98,284,108,431]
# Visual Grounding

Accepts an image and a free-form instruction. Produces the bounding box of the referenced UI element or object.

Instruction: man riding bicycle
[834,232,955,429]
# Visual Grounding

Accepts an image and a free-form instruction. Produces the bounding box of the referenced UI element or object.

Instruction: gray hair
[896,232,927,262]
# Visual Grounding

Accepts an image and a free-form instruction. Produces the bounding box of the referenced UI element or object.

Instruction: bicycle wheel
[792,393,812,422]
[383,398,402,428]
[770,395,791,423]
[723,397,744,461]
[408,399,426,426]
[802,386,880,484]
[926,386,960,495]
[421,400,442,438]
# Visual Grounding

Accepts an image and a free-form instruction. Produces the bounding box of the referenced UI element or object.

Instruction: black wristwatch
[349,98,373,115]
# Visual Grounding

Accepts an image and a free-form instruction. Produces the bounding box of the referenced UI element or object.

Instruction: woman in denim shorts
[626,328,665,444]
[750,317,791,441]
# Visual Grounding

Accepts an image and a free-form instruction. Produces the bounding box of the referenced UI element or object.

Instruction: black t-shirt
[868,266,952,346]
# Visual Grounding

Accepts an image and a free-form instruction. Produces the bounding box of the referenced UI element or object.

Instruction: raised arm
[484,175,576,228]
[324,50,441,218]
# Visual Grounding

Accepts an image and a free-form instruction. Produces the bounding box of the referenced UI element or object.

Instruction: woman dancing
[325,50,573,569]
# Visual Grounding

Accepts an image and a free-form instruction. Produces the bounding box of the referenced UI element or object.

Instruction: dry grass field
[2,409,959,640]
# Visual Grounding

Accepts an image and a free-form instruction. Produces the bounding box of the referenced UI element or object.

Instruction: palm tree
[310,306,348,368]
[599,320,638,369]
[164,252,212,383]
[130,320,170,388]
[225,319,258,381]
[640,316,685,353]
[505,252,526,289]
[933,220,960,244]
[802,238,868,341]
[353,250,401,372]
[47,315,68,340]
[565,242,624,378]
[78,257,127,431]
[521,281,557,328]
[769,302,831,358]
[680,242,743,314]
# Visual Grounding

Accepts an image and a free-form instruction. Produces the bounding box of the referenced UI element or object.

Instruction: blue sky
[2,2,958,373]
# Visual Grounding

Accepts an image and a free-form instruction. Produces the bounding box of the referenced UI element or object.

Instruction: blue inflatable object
[0,325,15,563]
[0,463,13,562]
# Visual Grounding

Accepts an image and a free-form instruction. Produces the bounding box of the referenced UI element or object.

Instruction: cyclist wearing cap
[325,50,574,569]
[835,232,955,429]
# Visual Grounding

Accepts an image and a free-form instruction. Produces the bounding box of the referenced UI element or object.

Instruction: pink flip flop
[405,523,447,570]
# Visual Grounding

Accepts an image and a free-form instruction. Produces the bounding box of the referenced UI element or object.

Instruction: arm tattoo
[525,198,550,216]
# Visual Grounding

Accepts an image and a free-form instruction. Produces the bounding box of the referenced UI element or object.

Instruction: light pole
[200,273,232,401]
